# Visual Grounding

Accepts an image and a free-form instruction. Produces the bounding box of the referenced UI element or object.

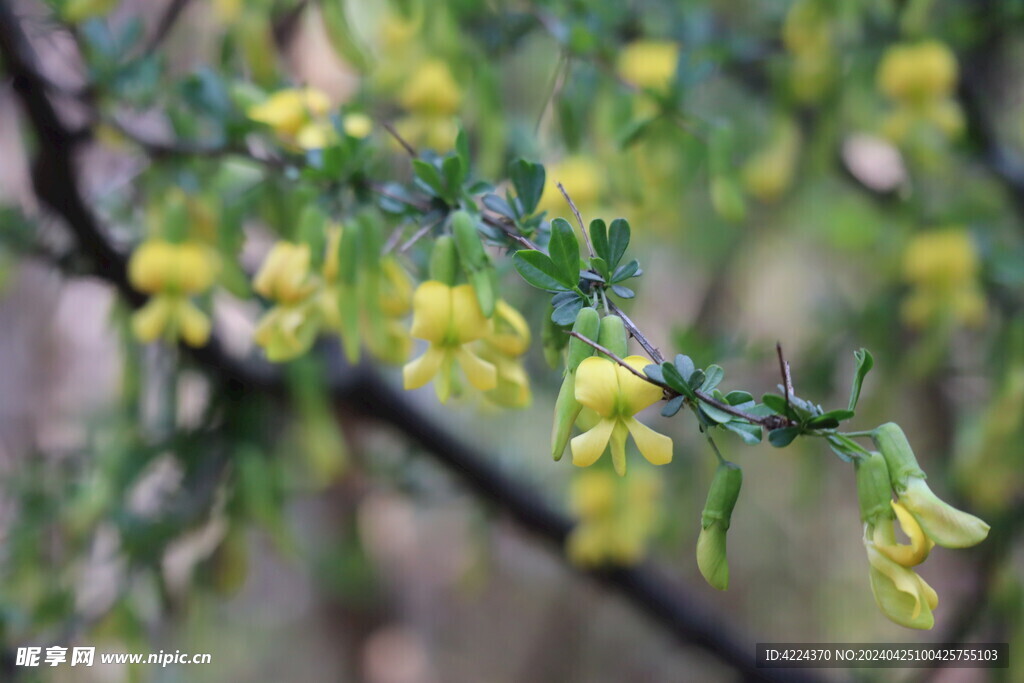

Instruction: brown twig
[776,342,794,410]
[557,182,595,257]
[382,121,417,157]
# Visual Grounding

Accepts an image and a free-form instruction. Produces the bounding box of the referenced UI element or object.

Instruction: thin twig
[606,299,664,364]
[382,121,417,157]
[776,342,794,410]
[398,215,444,253]
[557,182,595,257]
[568,331,650,381]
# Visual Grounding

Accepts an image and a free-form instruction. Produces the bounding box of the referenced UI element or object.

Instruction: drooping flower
[856,450,939,629]
[403,281,496,403]
[616,40,680,93]
[570,355,672,476]
[901,230,986,329]
[566,468,662,567]
[696,461,742,591]
[474,300,532,408]
[253,242,323,362]
[873,423,990,548]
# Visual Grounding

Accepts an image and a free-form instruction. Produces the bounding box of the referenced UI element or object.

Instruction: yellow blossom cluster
[566,468,662,567]
[128,239,219,347]
[253,229,411,363]
[395,60,463,151]
[248,87,371,151]
[616,40,680,93]
[877,41,964,141]
[901,229,986,328]
[402,281,531,406]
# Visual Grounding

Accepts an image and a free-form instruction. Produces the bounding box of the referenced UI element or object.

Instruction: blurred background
[1,0,1023,681]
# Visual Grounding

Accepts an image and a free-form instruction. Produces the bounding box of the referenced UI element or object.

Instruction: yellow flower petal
[403,345,445,390]
[177,300,211,347]
[900,476,990,548]
[874,501,933,567]
[624,417,672,466]
[131,296,173,342]
[610,421,629,476]
[455,347,497,391]
[617,356,664,414]
[574,357,620,418]
[296,121,337,150]
[448,284,487,344]
[865,540,937,629]
[434,351,455,404]
[571,418,615,468]
[486,300,531,356]
[409,281,452,343]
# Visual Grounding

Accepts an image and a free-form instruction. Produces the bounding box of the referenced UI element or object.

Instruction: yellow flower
[343,113,373,139]
[536,156,602,216]
[127,240,218,347]
[253,243,317,304]
[617,40,680,92]
[901,230,987,328]
[403,281,496,403]
[474,300,532,408]
[378,257,413,317]
[394,114,459,152]
[566,469,661,567]
[247,88,336,150]
[864,523,939,630]
[399,60,462,116]
[878,41,958,104]
[570,356,672,476]
[252,242,324,361]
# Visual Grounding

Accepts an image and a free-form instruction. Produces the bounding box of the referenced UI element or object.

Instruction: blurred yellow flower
[571,355,672,476]
[475,300,532,408]
[901,230,987,328]
[253,242,317,305]
[127,239,218,347]
[566,469,662,567]
[878,41,958,104]
[399,60,462,116]
[536,156,602,216]
[616,40,680,92]
[403,281,496,403]
[248,88,336,150]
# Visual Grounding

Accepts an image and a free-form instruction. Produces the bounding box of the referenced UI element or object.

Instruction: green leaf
[456,129,470,169]
[806,409,856,429]
[607,218,630,269]
[510,159,545,216]
[551,295,585,325]
[610,259,640,283]
[590,219,609,261]
[548,218,581,285]
[725,390,753,405]
[660,362,694,398]
[589,256,610,280]
[412,159,445,197]
[688,369,706,390]
[643,364,665,385]
[661,395,685,417]
[847,348,875,412]
[611,285,634,299]
[723,421,762,445]
[700,364,724,392]
[512,250,573,292]
[768,427,801,448]
[761,393,789,416]
[442,155,465,200]
[674,355,695,383]
[699,397,734,424]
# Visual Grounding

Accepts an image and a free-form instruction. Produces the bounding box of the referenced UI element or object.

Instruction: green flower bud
[429,235,459,285]
[452,210,488,271]
[873,423,989,548]
[567,307,601,371]
[551,373,582,461]
[697,462,742,591]
[597,314,628,359]
[855,451,896,525]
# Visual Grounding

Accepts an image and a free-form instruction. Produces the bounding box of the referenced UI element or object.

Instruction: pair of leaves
[512,218,580,294]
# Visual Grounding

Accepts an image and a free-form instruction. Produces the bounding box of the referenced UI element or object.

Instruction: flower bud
[873,423,989,548]
[597,314,628,359]
[551,372,581,461]
[429,235,459,286]
[567,307,600,371]
[452,211,488,271]
[697,462,742,591]
[855,450,895,526]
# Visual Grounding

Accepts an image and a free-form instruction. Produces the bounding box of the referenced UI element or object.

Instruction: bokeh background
[1,0,1022,681]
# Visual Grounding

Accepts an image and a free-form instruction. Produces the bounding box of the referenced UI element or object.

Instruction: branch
[0,8,822,680]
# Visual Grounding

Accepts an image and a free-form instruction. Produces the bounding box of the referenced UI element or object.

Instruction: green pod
[872,422,926,488]
[429,235,459,285]
[700,461,743,530]
[567,307,601,371]
[469,266,497,318]
[452,210,488,271]
[551,372,582,461]
[597,314,628,359]
[855,450,895,525]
